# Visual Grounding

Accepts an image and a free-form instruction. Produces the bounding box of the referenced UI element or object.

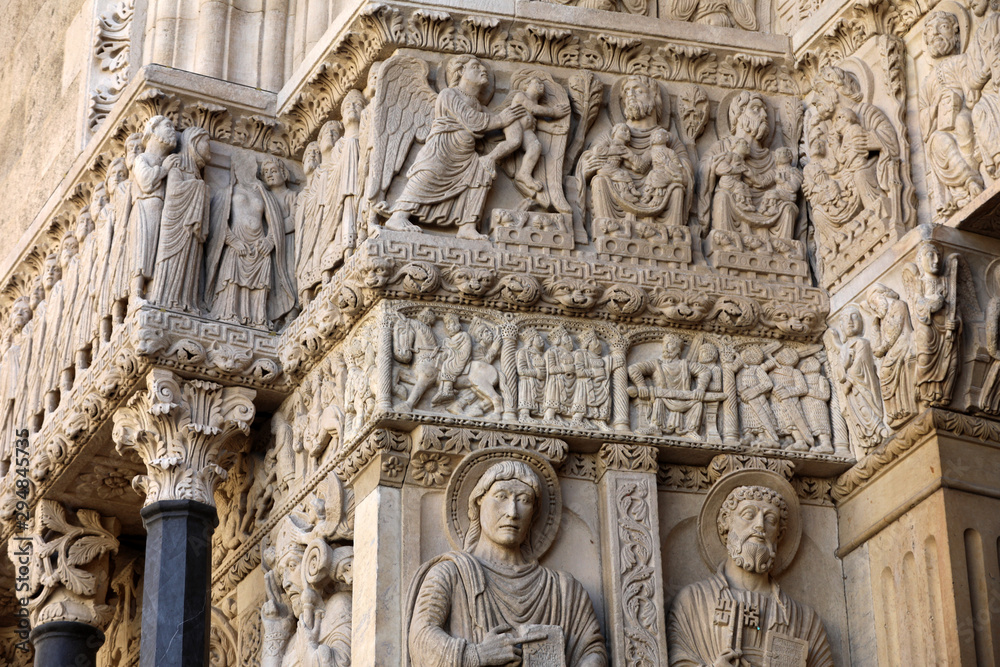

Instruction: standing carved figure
[294,142,323,303]
[95,158,130,339]
[378,54,528,240]
[799,357,834,454]
[321,91,364,270]
[919,11,985,219]
[0,298,32,466]
[126,115,177,298]
[570,330,613,428]
[407,456,607,667]
[543,326,577,422]
[903,242,963,407]
[864,284,917,427]
[206,152,295,327]
[70,207,100,368]
[768,348,813,452]
[668,471,834,666]
[825,305,888,455]
[980,261,1000,414]
[731,346,779,446]
[261,155,298,314]
[516,328,547,422]
[148,126,211,312]
[109,136,140,316]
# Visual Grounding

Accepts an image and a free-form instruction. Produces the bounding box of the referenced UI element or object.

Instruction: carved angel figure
[206,152,296,327]
[148,126,211,313]
[825,305,888,456]
[903,242,965,408]
[372,54,528,240]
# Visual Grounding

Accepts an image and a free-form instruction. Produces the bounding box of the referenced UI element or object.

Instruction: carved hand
[711,648,742,667]
[473,625,523,666]
[500,105,528,127]
[553,101,572,117]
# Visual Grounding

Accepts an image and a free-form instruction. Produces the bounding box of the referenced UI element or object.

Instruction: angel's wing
[901,261,920,304]
[953,253,984,321]
[363,54,437,208]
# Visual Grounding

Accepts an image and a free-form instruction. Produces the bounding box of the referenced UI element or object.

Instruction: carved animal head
[654,289,714,323]
[359,256,395,289]
[397,262,441,295]
[494,274,542,307]
[599,283,647,316]
[448,266,497,297]
[763,303,820,335]
[544,277,602,311]
[709,296,760,329]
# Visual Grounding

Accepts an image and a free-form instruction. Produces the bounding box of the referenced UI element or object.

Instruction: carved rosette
[111,369,257,507]
[11,500,120,629]
[596,443,668,667]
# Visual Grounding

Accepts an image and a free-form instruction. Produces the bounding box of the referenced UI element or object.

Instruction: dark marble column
[139,499,218,667]
[30,621,104,667]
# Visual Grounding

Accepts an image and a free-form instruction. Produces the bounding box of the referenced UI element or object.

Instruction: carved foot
[456,224,487,241]
[385,212,422,233]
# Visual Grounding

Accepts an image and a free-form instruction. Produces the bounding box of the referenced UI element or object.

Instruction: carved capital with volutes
[111,369,257,507]
[8,500,120,629]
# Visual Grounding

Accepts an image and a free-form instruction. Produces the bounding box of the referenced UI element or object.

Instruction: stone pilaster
[111,369,256,667]
[11,499,119,667]
[596,443,668,667]
[340,428,410,667]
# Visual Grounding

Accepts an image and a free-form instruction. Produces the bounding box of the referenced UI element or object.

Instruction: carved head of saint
[415,308,437,327]
[125,132,144,169]
[774,346,800,367]
[9,296,32,333]
[107,157,129,192]
[341,89,366,127]
[925,12,961,59]
[717,485,789,574]
[144,115,177,152]
[261,156,288,189]
[865,285,897,319]
[74,211,94,243]
[319,120,343,154]
[620,75,661,123]
[30,277,45,309]
[814,66,863,120]
[729,91,769,144]
[662,333,684,360]
[59,234,79,267]
[447,54,489,92]
[465,461,542,557]
[698,342,718,364]
[303,141,322,175]
[443,313,463,336]
[917,242,942,276]
[840,304,864,337]
[739,345,764,366]
[581,329,603,355]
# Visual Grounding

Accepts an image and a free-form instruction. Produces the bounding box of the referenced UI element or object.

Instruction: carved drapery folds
[11,500,120,629]
[111,368,256,506]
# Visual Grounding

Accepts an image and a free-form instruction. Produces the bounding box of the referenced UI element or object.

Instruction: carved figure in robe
[729,345,780,446]
[434,314,474,405]
[0,297,32,466]
[825,305,888,456]
[37,246,71,415]
[408,458,607,667]
[903,242,963,407]
[148,126,211,312]
[667,0,757,29]
[393,308,442,411]
[375,54,528,240]
[628,334,712,437]
[206,152,296,327]
[516,328,547,422]
[767,347,813,452]
[966,12,1000,178]
[543,326,577,422]
[261,155,298,315]
[668,475,834,666]
[492,68,572,211]
[109,138,139,315]
[864,284,917,427]
[298,121,343,289]
[698,92,796,248]
[317,92,364,273]
[24,277,48,426]
[919,11,985,219]
[805,65,901,252]
[94,158,129,341]
[578,75,693,243]
[294,142,323,303]
[345,336,377,433]
[55,232,83,396]
[759,148,801,220]
[70,208,100,371]
[126,115,177,298]
[797,357,833,454]
[570,329,613,428]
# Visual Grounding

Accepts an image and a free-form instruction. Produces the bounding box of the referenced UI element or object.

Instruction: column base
[29,621,104,667]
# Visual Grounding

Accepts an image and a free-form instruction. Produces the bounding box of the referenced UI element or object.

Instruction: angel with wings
[370,54,527,240]
[903,241,980,408]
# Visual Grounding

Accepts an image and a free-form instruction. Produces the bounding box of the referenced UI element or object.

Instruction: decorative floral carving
[410,452,453,487]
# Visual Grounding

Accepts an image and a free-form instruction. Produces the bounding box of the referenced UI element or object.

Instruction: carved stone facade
[4,0,1000,666]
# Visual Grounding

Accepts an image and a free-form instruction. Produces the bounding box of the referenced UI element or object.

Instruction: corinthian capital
[8,500,120,629]
[111,369,256,507]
